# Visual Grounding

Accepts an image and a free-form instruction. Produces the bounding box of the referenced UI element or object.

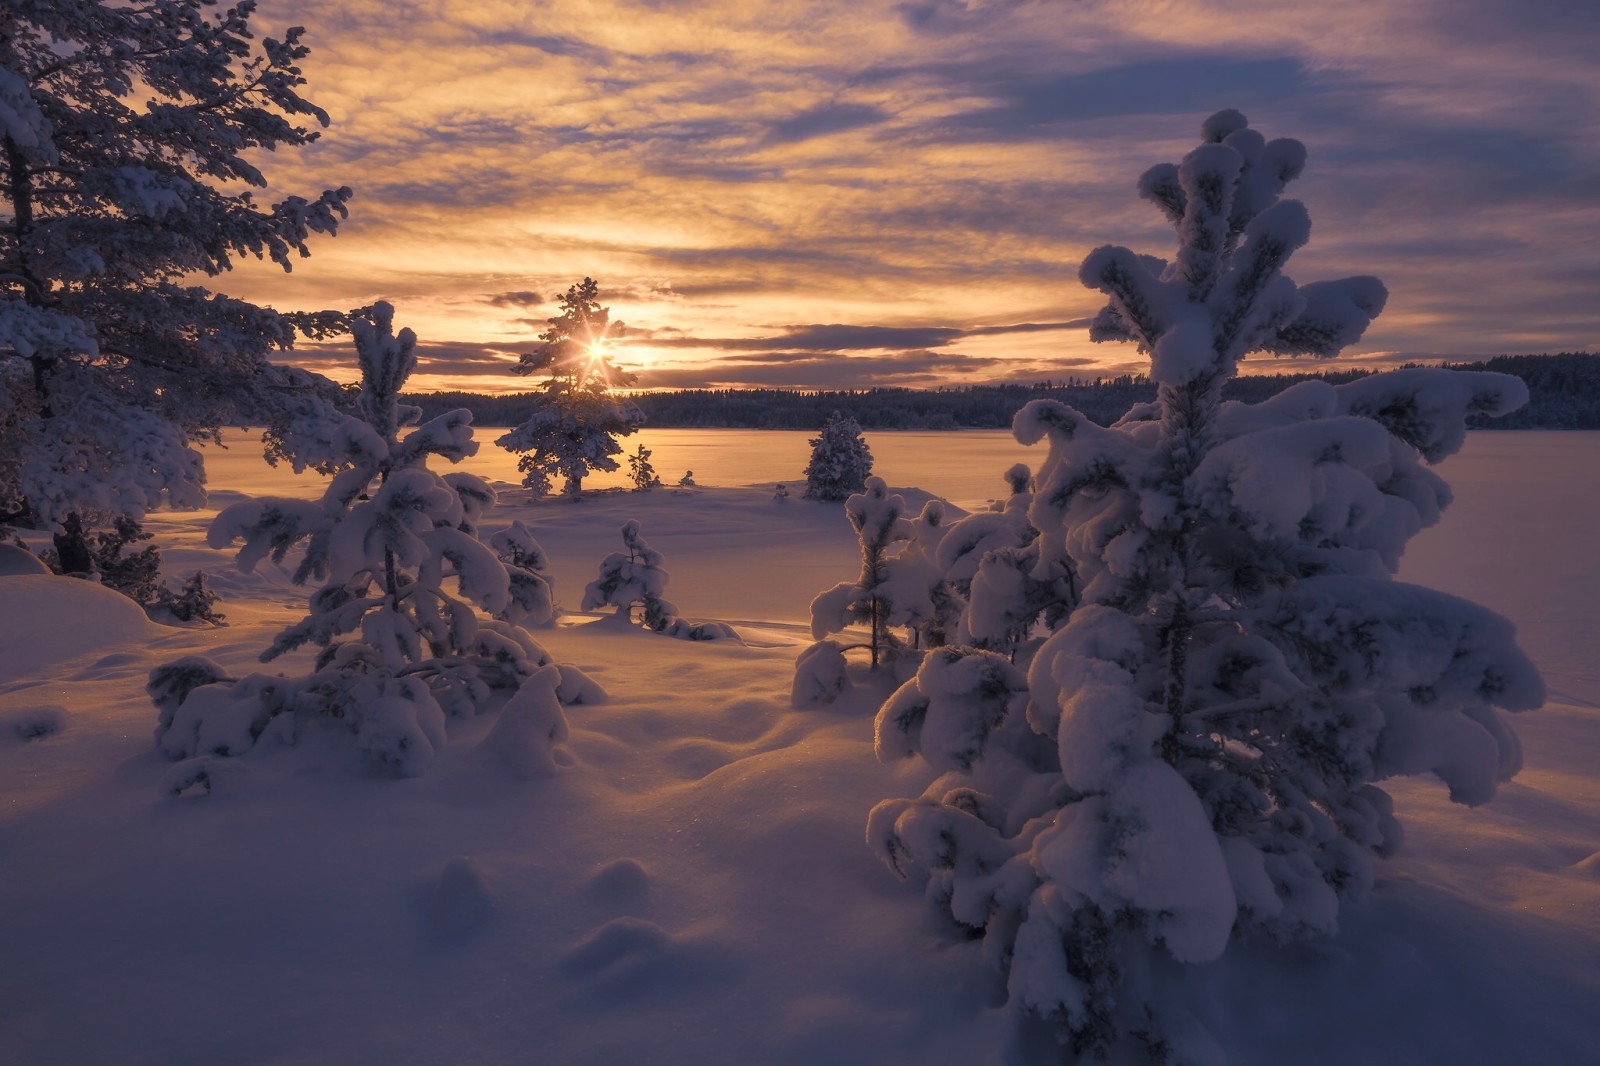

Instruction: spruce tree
[1,0,351,526]
[867,111,1543,1058]
[626,442,661,491]
[495,278,644,497]
[582,520,735,640]
[802,410,872,501]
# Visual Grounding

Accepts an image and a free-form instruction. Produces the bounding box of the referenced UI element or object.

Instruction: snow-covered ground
[2,430,1596,1065]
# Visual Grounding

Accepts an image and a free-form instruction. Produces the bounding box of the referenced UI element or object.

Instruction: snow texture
[0,434,1594,1066]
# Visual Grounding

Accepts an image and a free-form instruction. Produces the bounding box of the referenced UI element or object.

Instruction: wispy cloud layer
[230,0,1600,391]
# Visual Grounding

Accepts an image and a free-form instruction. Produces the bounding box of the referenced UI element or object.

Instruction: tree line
[403,352,1600,431]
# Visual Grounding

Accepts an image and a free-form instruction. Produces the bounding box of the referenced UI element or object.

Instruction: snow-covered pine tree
[0,1,351,528]
[149,304,597,777]
[868,110,1543,1059]
[582,519,734,640]
[583,519,674,629]
[802,410,872,501]
[495,278,645,498]
[154,569,225,626]
[627,443,661,490]
[796,479,957,705]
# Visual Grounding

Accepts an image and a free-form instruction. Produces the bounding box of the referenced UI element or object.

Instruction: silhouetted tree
[495,278,644,497]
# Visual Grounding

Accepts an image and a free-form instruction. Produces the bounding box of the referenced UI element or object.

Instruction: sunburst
[573,316,617,388]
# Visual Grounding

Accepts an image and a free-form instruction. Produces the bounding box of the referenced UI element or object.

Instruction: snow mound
[558,916,730,1002]
[427,857,495,938]
[0,575,162,673]
[0,543,49,576]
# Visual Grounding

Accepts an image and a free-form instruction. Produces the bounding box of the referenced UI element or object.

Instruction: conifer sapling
[149,303,597,777]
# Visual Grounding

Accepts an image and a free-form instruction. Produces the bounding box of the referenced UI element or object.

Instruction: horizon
[226,0,1599,393]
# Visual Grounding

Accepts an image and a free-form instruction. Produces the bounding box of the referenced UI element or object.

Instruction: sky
[226,0,1600,393]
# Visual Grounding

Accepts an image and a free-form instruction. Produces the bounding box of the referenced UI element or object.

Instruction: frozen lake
[201,427,1037,511]
[198,427,1600,702]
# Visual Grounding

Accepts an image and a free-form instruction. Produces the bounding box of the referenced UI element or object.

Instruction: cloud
[226,0,1600,383]
[486,291,545,308]
[933,53,1312,137]
[638,349,1007,389]
[643,320,1088,352]
[764,102,891,145]
[477,28,614,65]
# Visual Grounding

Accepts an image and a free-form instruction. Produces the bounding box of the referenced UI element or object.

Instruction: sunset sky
[230,0,1600,393]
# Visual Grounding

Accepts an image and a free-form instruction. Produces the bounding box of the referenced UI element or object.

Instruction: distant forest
[405,353,1600,431]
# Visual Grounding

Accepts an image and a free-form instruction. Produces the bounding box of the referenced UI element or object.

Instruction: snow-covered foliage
[34,514,219,621]
[155,570,226,626]
[805,478,954,673]
[931,468,1077,657]
[489,519,558,627]
[150,304,598,775]
[867,111,1543,1058]
[496,279,645,498]
[0,1,351,527]
[797,470,1065,705]
[802,411,872,501]
[582,519,735,641]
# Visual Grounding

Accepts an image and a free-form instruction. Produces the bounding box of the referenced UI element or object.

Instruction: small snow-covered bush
[868,110,1543,1059]
[803,411,872,501]
[803,479,951,674]
[149,304,598,776]
[582,520,736,641]
[154,570,226,625]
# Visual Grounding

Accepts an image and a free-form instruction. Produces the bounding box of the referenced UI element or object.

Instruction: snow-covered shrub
[582,520,736,641]
[930,469,1076,658]
[489,519,557,627]
[149,304,598,775]
[798,479,955,702]
[627,444,662,490]
[495,279,644,498]
[868,110,1543,1059]
[583,520,675,627]
[37,514,164,602]
[803,411,872,501]
[91,517,162,602]
[773,482,789,502]
[677,470,696,488]
[154,571,226,626]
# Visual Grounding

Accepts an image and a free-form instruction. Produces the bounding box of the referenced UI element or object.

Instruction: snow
[1,430,1597,1063]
